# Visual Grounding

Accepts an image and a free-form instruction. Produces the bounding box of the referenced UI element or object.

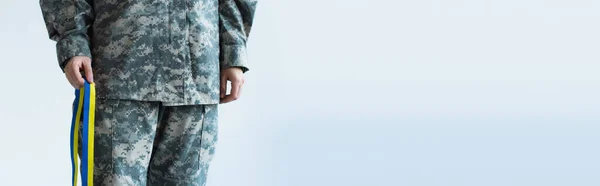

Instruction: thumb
[83,60,94,83]
[220,74,227,98]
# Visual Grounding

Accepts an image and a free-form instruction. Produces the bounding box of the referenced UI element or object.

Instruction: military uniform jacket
[40,0,257,106]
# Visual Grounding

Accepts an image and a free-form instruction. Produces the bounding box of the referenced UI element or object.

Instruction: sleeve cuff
[220,45,250,73]
[56,34,92,72]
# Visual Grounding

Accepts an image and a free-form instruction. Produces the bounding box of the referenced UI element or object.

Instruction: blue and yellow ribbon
[70,79,95,186]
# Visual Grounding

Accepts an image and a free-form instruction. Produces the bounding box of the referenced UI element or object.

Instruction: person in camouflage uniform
[39,0,257,185]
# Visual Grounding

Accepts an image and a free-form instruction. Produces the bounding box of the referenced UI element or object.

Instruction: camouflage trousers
[82,99,219,186]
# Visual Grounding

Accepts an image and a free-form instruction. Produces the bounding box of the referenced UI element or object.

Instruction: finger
[235,79,243,99]
[222,79,241,103]
[66,64,81,89]
[220,84,236,104]
[220,75,227,98]
[220,94,235,104]
[69,64,84,88]
[83,60,94,83]
[230,80,240,99]
[64,69,77,89]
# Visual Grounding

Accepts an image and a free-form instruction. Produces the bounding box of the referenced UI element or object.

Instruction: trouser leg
[147,104,219,186]
[92,99,161,186]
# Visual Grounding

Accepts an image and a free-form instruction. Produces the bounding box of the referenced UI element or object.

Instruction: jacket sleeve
[219,0,258,73]
[39,0,94,72]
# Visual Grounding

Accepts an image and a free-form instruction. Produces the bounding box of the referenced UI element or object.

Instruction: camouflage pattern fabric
[39,0,258,106]
[85,98,219,186]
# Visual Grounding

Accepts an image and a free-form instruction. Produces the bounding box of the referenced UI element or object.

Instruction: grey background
[1,0,600,185]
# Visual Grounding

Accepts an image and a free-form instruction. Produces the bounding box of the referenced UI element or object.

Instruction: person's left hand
[220,67,245,104]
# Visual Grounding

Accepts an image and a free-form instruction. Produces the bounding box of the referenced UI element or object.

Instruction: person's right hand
[63,56,94,89]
